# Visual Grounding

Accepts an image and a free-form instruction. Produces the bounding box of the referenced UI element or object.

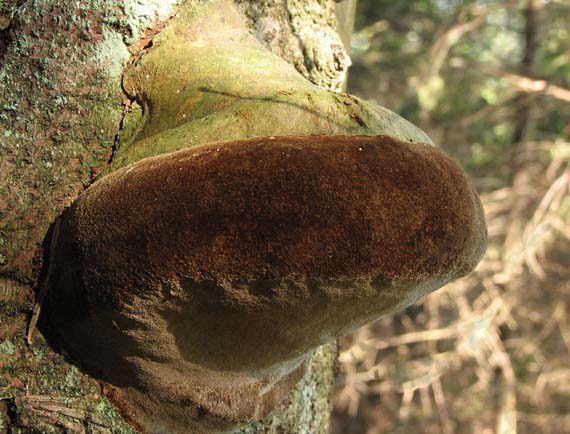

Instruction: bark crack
[105,6,181,173]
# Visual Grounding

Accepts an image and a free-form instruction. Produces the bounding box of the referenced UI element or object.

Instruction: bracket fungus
[42,2,487,434]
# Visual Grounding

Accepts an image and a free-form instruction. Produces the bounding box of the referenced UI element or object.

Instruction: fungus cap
[45,134,486,433]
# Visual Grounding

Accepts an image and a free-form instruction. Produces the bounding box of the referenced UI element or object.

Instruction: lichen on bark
[236,344,337,434]
[0,0,181,282]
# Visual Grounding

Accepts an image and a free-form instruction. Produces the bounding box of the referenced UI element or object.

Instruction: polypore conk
[46,135,486,433]
[42,2,487,434]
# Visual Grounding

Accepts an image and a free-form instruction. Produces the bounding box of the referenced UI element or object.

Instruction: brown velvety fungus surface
[44,134,486,434]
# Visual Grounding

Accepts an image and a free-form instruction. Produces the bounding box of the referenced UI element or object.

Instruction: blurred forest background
[332,1,570,434]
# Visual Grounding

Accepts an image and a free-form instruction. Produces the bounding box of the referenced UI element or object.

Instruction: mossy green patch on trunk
[109,0,431,173]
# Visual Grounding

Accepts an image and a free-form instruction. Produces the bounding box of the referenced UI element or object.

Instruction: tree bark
[0,0,355,432]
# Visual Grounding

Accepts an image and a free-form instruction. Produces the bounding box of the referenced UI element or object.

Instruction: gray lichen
[235,344,337,434]
[0,0,180,281]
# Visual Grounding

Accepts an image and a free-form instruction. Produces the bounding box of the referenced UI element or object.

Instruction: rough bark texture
[236,0,350,92]
[0,0,354,432]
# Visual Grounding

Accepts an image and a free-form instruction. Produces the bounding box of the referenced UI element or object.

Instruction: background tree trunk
[0,0,356,432]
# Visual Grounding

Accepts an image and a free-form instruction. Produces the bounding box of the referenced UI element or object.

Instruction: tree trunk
[0,0,355,432]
